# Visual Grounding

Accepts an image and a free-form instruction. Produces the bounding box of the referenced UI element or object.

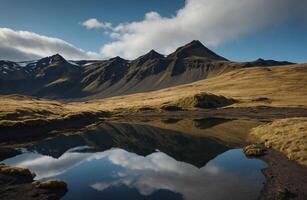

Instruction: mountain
[25,122,229,167]
[0,40,293,99]
[167,40,227,60]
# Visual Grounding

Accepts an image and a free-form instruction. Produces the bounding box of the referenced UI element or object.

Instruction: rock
[0,163,35,179]
[0,164,67,200]
[176,92,237,109]
[252,97,271,102]
[276,185,297,199]
[160,105,183,111]
[243,144,267,156]
[193,92,237,108]
[33,179,67,191]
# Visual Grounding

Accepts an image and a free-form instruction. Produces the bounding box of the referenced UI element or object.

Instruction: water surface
[3,119,267,200]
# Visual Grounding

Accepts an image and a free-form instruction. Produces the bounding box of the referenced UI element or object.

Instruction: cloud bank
[96,0,307,59]
[0,28,101,61]
[1,0,306,61]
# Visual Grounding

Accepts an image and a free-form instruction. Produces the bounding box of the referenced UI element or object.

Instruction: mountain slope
[0,41,293,99]
[66,63,307,111]
[1,63,306,126]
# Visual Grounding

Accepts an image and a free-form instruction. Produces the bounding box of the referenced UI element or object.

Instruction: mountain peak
[35,54,67,68]
[167,40,227,61]
[110,56,126,62]
[108,56,127,65]
[50,54,66,63]
[147,49,164,58]
[187,40,203,47]
[134,49,164,66]
[142,49,164,60]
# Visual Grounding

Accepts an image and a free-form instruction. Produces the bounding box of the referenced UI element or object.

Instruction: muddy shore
[2,106,307,143]
[259,149,307,200]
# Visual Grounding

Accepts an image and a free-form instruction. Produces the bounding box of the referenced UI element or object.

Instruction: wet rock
[243,144,267,156]
[0,163,35,179]
[0,164,67,200]
[33,180,67,190]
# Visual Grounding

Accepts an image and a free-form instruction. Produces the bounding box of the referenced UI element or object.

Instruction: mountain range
[0,40,292,99]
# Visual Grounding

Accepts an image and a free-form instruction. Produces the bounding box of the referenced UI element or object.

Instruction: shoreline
[1,106,307,142]
[258,149,307,200]
[0,107,306,200]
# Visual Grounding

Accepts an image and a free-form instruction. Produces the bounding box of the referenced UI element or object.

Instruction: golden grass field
[250,117,307,167]
[77,63,307,110]
[1,63,307,122]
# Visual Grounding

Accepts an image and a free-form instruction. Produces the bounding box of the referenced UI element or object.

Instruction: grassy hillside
[1,63,307,123]
[67,63,307,112]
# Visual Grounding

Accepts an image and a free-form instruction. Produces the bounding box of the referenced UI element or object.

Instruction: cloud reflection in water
[3,148,266,200]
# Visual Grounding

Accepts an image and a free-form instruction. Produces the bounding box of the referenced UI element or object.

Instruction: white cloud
[81,18,112,29]
[99,0,307,59]
[0,28,101,61]
[2,0,306,62]
[94,149,266,200]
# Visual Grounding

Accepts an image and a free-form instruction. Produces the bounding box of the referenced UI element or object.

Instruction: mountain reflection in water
[3,119,267,200]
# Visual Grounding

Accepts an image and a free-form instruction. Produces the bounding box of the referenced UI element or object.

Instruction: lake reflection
[2,120,267,200]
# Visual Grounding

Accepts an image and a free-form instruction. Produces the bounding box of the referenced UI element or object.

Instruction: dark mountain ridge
[167,40,228,60]
[0,40,293,100]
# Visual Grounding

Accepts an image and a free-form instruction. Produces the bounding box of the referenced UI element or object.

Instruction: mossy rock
[176,92,237,109]
[243,144,267,156]
[33,179,67,190]
[0,163,35,178]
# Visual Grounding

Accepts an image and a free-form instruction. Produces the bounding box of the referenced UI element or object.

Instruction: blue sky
[0,0,306,62]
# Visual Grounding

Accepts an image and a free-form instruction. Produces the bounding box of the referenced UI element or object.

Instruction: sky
[0,0,306,63]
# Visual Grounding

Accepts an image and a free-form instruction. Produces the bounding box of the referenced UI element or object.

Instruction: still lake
[3,118,267,200]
